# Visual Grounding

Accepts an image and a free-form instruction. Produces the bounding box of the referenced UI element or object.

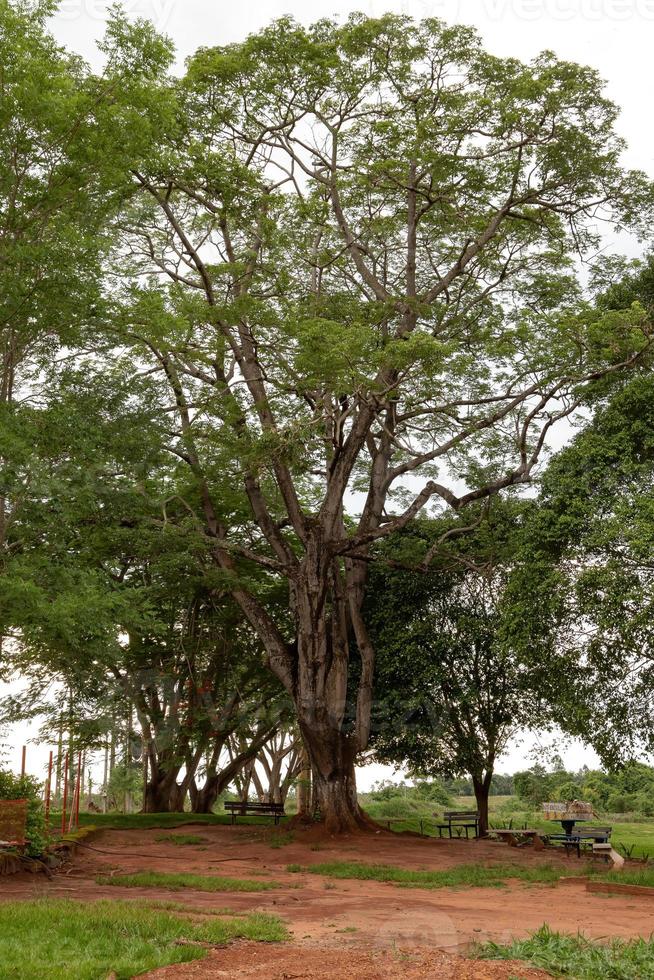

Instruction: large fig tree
[100,14,652,830]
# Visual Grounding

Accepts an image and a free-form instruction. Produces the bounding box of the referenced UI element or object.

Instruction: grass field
[0,899,287,980]
[51,811,278,832]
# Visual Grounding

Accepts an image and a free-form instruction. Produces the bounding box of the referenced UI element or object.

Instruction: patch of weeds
[268,832,296,849]
[147,901,240,917]
[298,861,582,890]
[96,871,280,893]
[286,863,304,873]
[154,834,208,846]
[478,925,654,979]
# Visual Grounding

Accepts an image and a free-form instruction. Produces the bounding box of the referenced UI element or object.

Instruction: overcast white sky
[6,0,654,786]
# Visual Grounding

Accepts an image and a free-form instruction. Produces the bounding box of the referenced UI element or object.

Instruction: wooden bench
[224,801,285,825]
[434,811,479,839]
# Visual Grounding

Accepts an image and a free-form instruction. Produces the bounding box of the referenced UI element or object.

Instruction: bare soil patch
[1,822,651,978]
[145,942,551,979]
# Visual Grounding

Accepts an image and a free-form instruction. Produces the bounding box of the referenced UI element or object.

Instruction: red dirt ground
[2,822,652,978]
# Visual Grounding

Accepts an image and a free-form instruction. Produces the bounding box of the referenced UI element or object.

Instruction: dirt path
[1,823,651,978]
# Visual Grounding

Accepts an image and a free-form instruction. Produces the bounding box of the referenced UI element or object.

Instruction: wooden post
[102,736,109,813]
[45,751,53,830]
[69,753,82,833]
[61,752,69,835]
[142,739,148,814]
[20,745,26,777]
[74,753,83,829]
[55,718,64,807]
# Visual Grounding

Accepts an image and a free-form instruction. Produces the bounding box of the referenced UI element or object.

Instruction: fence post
[45,751,53,830]
[75,752,84,829]
[69,753,82,832]
[61,752,69,835]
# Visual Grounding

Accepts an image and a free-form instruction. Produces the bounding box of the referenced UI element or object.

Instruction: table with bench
[224,801,286,825]
[547,825,612,858]
[434,810,479,839]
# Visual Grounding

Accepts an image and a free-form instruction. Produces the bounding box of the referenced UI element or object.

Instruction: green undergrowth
[0,899,287,979]
[96,871,280,892]
[286,860,583,889]
[478,925,654,978]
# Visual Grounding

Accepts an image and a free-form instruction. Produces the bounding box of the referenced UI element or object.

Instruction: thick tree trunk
[472,773,492,837]
[189,776,221,814]
[143,764,183,813]
[282,556,378,833]
[299,723,372,833]
[295,748,312,820]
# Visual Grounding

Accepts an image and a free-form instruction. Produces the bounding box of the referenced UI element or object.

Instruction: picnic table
[492,828,546,850]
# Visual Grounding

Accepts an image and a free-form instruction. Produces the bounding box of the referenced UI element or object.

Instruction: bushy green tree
[365,506,558,834]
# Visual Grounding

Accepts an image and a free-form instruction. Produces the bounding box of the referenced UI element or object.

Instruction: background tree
[0,1,169,580]
[87,12,654,832]
[507,370,654,768]
[0,362,286,813]
[366,508,552,834]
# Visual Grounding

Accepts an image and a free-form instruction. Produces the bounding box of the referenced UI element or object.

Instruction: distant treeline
[442,774,515,797]
[513,761,654,815]
[368,761,654,815]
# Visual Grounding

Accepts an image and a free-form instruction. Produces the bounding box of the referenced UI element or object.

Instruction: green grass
[0,899,287,979]
[96,871,280,892]
[478,925,654,979]
[286,860,579,889]
[154,833,208,846]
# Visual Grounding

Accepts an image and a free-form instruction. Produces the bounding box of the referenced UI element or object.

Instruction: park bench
[435,810,479,839]
[224,801,285,825]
